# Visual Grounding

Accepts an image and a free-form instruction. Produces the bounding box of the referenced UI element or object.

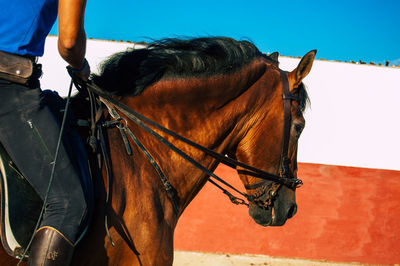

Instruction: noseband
[81,70,302,214]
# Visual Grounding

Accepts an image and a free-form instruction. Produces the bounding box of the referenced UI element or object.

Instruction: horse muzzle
[248,185,297,226]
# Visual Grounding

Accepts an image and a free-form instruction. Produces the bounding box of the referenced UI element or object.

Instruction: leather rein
[82,69,302,215]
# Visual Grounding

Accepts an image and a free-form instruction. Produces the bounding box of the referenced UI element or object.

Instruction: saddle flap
[0,142,42,259]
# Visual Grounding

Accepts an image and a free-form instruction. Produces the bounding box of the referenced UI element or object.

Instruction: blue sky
[51,0,400,64]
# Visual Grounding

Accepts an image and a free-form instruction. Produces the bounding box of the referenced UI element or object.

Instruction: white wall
[39,36,400,171]
[279,57,400,170]
[39,36,141,95]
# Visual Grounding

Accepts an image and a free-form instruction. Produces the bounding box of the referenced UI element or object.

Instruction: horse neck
[116,58,275,214]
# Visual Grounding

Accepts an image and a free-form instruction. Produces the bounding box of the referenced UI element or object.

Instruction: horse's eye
[294,124,304,135]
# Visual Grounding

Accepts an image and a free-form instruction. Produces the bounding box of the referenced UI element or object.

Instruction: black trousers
[0,78,92,243]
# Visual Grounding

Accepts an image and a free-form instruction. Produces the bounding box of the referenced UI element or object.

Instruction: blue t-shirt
[0,0,58,56]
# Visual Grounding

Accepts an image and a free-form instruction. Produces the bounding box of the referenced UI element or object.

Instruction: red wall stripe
[174,163,400,265]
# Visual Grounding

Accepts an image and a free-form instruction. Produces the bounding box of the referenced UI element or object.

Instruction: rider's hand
[68,58,90,83]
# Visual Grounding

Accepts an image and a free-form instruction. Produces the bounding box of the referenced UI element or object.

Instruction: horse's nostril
[287,203,297,218]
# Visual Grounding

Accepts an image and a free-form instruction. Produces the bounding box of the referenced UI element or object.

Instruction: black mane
[297,82,310,112]
[91,37,266,96]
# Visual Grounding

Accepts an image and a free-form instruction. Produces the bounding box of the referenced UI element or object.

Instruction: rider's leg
[0,79,90,265]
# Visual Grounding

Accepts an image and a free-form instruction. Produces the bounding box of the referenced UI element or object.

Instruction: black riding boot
[27,227,74,266]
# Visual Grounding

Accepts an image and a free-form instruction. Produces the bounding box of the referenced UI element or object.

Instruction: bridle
[240,70,301,208]
[80,69,302,215]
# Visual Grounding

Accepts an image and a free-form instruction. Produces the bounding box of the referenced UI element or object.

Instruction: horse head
[234,50,316,226]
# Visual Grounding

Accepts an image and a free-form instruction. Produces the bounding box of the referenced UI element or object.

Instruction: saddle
[0,142,42,259]
[0,90,94,260]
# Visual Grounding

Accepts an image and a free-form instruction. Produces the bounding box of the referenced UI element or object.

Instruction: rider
[0,0,91,265]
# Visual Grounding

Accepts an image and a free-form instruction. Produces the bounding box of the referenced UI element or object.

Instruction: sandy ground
[173,251,391,266]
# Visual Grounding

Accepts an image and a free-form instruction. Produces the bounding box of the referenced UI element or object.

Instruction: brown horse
[1,37,315,265]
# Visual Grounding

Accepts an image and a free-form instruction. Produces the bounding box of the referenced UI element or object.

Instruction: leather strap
[280,71,293,178]
[101,98,181,214]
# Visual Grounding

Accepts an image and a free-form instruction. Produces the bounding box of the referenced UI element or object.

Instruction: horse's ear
[290,50,317,89]
[269,52,279,62]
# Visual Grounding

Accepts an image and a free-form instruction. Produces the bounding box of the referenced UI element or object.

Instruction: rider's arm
[57,0,89,79]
